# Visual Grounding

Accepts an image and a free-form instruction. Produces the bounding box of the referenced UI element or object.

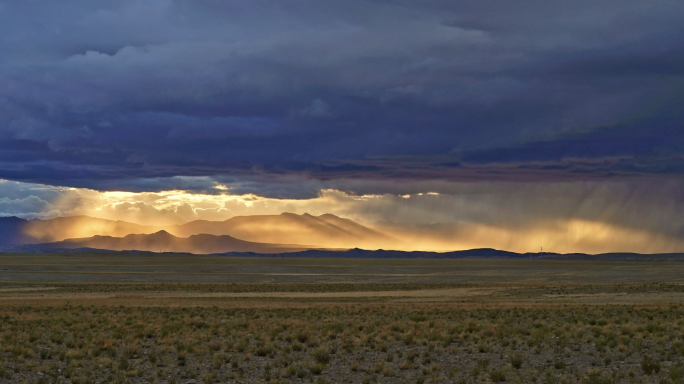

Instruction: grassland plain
[3,254,684,383]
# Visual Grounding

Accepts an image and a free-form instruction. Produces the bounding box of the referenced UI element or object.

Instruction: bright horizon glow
[19,183,683,254]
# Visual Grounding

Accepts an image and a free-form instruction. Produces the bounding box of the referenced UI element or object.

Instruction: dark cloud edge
[1,117,683,197]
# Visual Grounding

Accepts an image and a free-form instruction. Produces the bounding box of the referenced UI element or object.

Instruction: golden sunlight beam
[34,186,684,254]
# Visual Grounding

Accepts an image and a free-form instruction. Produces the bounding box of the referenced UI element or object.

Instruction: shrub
[283,365,297,378]
[0,366,11,379]
[118,357,129,371]
[310,363,325,375]
[582,369,614,384]
[203,372,216,384]
[235,340,249,353]
[314,348,331,365]
[489,370,506,382]
[296,332,309,343]
[641,356,661,375]
[510,353,524,369]
[255,345,273,357]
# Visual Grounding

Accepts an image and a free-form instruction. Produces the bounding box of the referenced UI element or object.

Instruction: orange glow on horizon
[28,186,684,254]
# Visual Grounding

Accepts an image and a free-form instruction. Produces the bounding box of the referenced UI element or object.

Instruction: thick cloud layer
[1,0,683,194]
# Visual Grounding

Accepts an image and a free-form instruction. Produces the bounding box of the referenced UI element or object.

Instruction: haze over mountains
[21,216,158,244]
[1,214,682,258]
[0,213,395,253]
[166,213,392,249]
[40,230,312,254]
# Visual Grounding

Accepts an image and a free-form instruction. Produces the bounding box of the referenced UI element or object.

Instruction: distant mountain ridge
[3,214,682,258]
[22,216,159,243]
[165,212,393,248]
[214,248,684,261]
[0,213,393,249]
[37,230,315,254]
[2,245,684,262]
[0,217,31,245]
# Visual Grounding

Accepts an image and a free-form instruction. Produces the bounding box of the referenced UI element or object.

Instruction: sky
[1,0,684,253]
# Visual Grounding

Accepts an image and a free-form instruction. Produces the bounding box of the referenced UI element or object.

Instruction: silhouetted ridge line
[3,245,684,261]
[30,231,317,254]
[0,213,393,250]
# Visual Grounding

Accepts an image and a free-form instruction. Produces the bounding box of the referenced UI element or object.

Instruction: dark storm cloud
[1,0,683,196]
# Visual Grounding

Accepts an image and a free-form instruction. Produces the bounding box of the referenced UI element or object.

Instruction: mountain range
[0,213,392,254]
[39,230,313,254]
[7,214,679,258]
[165,213,392,248]
[214,248,684,261]
[3,244,683,261]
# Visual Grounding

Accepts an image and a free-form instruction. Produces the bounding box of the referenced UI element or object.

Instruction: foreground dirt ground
[2,255,684,383]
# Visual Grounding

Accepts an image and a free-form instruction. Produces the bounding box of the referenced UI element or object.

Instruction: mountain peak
[0,216,27,223]
[1,212,389,250]
[317,213,340,219]
[123,230,176,240]
[152,230,173,236]
[38,230,312,254]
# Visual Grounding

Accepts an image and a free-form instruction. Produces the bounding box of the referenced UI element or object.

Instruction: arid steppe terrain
[2,253,684,383]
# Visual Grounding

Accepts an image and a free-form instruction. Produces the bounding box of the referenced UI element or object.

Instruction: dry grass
[1,283,684,383]
[3,255,684,382]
